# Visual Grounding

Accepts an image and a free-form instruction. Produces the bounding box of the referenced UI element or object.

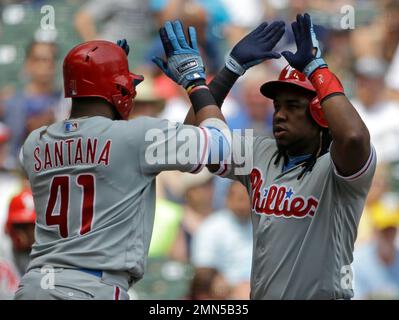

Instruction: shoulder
[315,151,333,168]
[253,135,276,149]
[23,125,49,146]
[124,116,173,130]
[250,135,278,163]
[232,134,276,152]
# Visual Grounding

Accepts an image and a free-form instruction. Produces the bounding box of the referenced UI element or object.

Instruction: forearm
[209,67,240,106]
[321,94,369,146]
[184,66,239,125]
[309,68,370,175]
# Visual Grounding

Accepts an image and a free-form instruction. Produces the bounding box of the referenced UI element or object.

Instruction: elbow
[341,127,370,151]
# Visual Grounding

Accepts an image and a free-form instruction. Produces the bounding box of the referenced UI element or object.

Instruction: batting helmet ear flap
[309,96,328,128]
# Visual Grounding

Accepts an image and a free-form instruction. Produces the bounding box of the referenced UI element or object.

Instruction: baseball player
[0,188,35,299]
[5,188,36,276]
[182,13,376,299]
[14,19,285,299]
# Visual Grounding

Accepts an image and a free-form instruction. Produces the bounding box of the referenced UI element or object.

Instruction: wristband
[188,86,217,114]
[225,55,246,76]
[187,84,207,95]
[309,67,345,103]
[302,58,327,77]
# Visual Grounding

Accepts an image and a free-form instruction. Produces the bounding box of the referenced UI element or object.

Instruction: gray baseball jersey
[215,135,376,299]
[20,116,210,283]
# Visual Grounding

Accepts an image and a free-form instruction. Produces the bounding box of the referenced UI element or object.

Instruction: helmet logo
[284,65,297,79]
[69,80,77,95]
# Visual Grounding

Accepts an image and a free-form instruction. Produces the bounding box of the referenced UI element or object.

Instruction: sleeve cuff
[332,145,376,181]
[190,126,211,174]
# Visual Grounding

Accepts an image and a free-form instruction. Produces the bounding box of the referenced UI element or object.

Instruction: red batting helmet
[0,122,10,144]
[63,40,144,120]
[260,65,328,128]
[5,189,36,235]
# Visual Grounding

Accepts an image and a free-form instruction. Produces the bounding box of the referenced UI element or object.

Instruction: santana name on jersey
[33,138,112,172]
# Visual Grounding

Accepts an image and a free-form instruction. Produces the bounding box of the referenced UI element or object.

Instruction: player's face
[272,88,320,155]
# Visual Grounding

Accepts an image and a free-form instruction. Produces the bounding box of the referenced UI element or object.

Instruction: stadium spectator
[170,171,214,263]
[3,41,58,160]
[351,57,399,163]
[144,0,224,77]
[0,123,23,265]
[128,74,166,119]
[353,198,399,299]
[227,65,276,136]
[189,267,230,300]
[191,181,252,293]
[0,187,35,300]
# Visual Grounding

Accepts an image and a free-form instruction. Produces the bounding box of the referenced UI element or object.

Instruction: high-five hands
[281,13,327,77]
[152,20,206,89]
[226,21,286,75]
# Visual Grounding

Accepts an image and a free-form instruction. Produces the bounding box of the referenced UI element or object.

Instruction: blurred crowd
[1,0,399,300]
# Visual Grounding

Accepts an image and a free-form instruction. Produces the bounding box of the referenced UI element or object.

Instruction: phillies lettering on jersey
[250,168,319,218]
[214,136,376,299]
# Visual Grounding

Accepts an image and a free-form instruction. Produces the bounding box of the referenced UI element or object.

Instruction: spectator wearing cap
[352,184,399,299]
[191,181,252,298]
[351,56,399,163]
[4,41,59,161]
[4,187,36,276]
[0,187,35,299]
[128,74,165,119]
[0,122,23,269]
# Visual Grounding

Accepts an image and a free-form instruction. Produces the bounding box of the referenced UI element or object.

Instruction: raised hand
[281,13,327,77]
[226,21,285,75]
[152,20,206,89]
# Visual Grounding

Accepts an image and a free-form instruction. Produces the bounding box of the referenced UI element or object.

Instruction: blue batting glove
[281,13,327,77]
[152,20,206,89]
[116,39,129,56]
[226,21,285,76]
